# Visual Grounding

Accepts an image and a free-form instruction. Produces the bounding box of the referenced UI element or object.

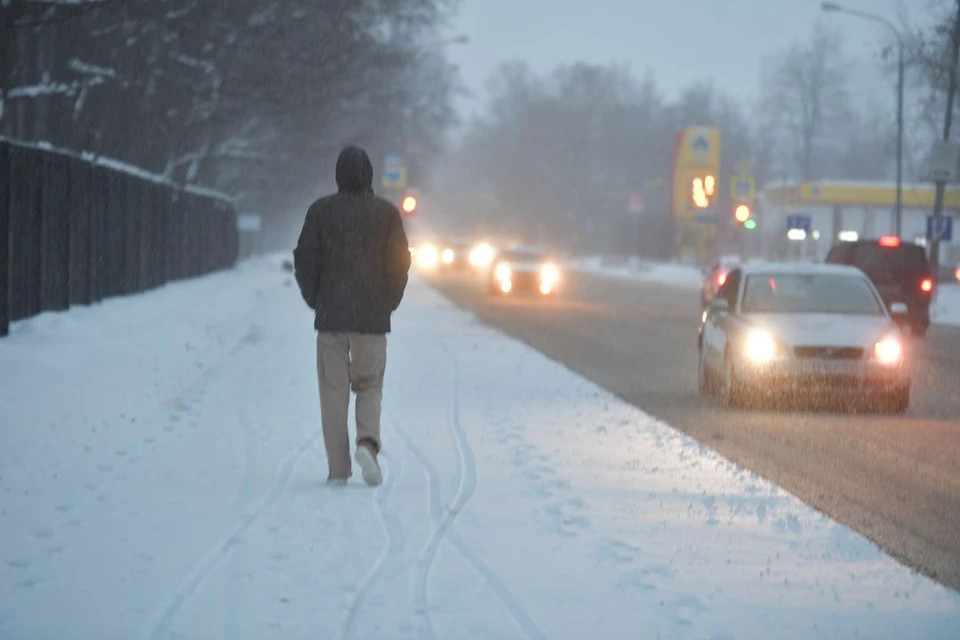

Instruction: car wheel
[718,353,745,409]
[883,386,910,414]
[697,348,711,396]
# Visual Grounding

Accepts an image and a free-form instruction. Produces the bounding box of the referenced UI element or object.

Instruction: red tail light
[717,271,727,286]
[955,267,960,282]
[879,236,901,247]
[920,278,934,293]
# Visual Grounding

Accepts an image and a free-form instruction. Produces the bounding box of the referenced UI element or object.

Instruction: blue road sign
[786,214,812,233]
[383,153,405,186]
[927,215,953,242]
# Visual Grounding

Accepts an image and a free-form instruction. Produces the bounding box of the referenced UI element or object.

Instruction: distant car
[438,239,472,273]
[697,263,911,413]
[490,247,561,297]
[701,256,741,308]
[825,237,934,337]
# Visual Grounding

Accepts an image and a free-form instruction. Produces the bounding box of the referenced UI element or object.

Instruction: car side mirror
[710,298,729,314]
[889,301,908,317]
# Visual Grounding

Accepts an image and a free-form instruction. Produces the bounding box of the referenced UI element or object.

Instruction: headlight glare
[495,263,512,282]
[541,263,560,284]
[743,329,779,364]
[874,337,902,365]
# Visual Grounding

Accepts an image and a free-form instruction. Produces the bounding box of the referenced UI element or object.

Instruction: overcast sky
[446,0,919,121]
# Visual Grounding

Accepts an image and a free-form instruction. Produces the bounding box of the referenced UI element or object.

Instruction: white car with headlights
[489,246,561,297]
[697,263,911,413]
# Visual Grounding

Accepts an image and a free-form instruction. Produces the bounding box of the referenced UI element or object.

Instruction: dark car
[489,246,561,297]
[824,237,934,337]
[701,256,741,308]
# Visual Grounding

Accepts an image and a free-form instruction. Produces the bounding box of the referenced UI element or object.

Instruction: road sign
[786,214,812,233]
[930,141,960,182]
[628,190,644,214]
[236,213,262,232]
[927,215,953,242]
[382,153,407,189]
[730,175,755,201]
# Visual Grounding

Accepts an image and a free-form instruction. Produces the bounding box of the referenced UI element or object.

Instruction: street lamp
[821,2,905,238]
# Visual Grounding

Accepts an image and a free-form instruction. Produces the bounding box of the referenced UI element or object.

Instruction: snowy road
[2,256,959,639]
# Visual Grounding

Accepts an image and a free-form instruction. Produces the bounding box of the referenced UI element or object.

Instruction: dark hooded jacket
[293,147,411,333]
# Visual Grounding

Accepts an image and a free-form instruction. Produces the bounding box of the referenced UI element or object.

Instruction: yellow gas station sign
[671,127,722,262]
[672,127,721,220]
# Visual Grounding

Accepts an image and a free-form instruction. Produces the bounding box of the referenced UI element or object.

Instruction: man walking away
[293,146,411,486]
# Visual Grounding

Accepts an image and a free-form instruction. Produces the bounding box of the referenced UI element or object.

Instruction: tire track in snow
[391,345,548,640]
[139,431,320,640]
[333,449,406,640]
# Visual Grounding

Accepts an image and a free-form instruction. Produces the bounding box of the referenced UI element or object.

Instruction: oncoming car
[490,247,561,297]
[697,263,911,413]
[437,238,472,272]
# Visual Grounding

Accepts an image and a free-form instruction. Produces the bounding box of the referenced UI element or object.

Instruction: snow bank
[568,256,702,289]
[1,255,958,639]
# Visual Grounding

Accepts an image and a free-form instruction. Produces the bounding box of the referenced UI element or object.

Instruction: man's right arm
[293,205,321,310]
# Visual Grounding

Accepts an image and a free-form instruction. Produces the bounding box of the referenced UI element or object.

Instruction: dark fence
[0,140,238,337]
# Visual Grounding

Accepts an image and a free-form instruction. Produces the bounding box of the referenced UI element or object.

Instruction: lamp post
[822,2,905,238]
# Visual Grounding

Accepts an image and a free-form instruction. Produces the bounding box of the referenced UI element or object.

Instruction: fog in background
[3,0,957,259]
[420,0,954,260]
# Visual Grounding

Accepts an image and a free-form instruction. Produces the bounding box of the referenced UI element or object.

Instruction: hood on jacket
[335,146,374,194]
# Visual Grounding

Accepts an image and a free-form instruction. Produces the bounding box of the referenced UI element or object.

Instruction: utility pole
[930,0,960,274]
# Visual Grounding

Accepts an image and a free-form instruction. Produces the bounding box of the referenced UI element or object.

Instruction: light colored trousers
[316,333,387,479]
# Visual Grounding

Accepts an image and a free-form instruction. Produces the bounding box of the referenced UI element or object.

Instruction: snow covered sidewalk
[2,256,958,640]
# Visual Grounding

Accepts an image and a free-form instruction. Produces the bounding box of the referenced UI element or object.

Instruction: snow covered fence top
[1,137,236,204]
[0,139,239,338]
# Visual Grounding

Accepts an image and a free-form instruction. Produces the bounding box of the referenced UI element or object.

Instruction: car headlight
[873,336,903,365]
[441,248,455,264]
[743,329,779,365]
[540,263,560,284]
[495,263,512,282]
[417,243,439,269]
[469,243,495,268]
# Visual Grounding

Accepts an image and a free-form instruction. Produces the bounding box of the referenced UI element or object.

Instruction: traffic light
[734,203,751,223]
[690,174,716,209]
[732,201,757,229]
[401,194,418,215]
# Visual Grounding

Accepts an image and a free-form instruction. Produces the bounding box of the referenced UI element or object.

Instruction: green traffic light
[744,219,758,230]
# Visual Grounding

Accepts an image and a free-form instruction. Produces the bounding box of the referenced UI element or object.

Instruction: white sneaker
[355,445,383,487]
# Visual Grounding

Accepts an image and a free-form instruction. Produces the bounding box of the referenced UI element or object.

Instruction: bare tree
[1,0,460,215]
[760,23,853,180]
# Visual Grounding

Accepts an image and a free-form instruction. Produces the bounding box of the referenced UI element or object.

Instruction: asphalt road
[428,268,960,592]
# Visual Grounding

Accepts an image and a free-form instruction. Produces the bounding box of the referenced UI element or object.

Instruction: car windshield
[741,273,885,315]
